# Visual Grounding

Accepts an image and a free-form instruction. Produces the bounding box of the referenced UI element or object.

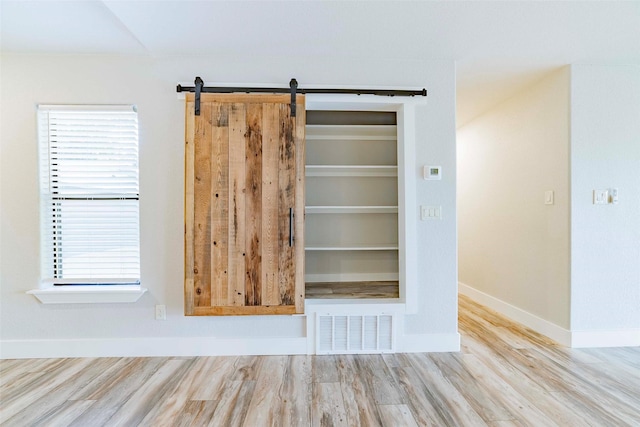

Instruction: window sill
[27,285,147,304]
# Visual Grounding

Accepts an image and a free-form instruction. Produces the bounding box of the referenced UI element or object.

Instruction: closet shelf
[306,165,397,177]
[306,135,397,141]
[305,206,398,214]
[306,124,397,141]
[305,244,399,251]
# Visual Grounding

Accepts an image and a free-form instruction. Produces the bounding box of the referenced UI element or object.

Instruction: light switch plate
[593,189,609,205]
[155,305,166,320]
[421,205,441,220]
[544,190,554,205]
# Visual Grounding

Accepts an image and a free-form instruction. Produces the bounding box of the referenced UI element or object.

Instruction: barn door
[185,93,305,315]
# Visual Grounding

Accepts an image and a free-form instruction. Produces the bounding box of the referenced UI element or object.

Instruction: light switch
[593,189,609,205]
[421,205,441,220]
[544,190,554,205]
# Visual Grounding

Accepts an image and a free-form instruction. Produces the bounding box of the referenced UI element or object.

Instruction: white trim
[27,285,147,304]
[40,278,140,286]
[305,165,398,177]
[459,282,572,346]
[305,244,398,251]
[305,301,406,312]
[305,272,399,283]
[571,329,640,348]
[398,104,418,314]
[305,206,398,214]
[38,104,136,112]
[306,135,396,141]
[0,337,307,359]
[303,95,419,314]
[397,333,460,353]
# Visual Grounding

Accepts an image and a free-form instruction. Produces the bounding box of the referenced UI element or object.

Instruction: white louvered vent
[316,313,395,354]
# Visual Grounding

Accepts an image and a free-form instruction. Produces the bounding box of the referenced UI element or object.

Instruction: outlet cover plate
[155,305,167,320]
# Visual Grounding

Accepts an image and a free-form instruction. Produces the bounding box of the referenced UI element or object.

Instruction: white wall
[458,64,640,347]
[570,65,640,345]
[458,68,571,332]
[0,54,458,357]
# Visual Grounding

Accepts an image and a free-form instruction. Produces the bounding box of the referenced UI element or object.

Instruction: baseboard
[571,329,640,348]
[459,282,572,347]
[1,332,461,359]
[0,337,307,359]
[397,333,460,353]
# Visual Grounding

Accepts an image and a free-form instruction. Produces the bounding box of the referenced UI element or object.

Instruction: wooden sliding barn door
[185,93,305,315]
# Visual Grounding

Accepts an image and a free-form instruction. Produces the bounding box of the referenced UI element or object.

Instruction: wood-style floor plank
[241,355,287,426]
[1,358,95,425]
[30,400,96,427]
[378,404,419,427]
[405,353,487,426]
[136,357,208,426]
[104,358,194,427]
[428,352,515,423]
[1,294,639,426]
[390,365,449,426]
[335,354,384,426]
[207,380,254,427]
[174,399,219,427]
[277,355,312,427]
[312,382,348,427]
[66,358,167,427]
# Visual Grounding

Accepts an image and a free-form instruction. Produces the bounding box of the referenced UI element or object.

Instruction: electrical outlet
[155,305,166,320]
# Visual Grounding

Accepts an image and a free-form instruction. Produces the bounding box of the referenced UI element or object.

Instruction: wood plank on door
[228,103,247,307]
[185,100,196,315]
[210,104,230,307]
[278,103,295,306]
[193,102,212,307]
[261,103,280,307]
[245,103,263,306]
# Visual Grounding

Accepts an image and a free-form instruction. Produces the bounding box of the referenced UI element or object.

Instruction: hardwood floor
[1,295,639,426]
[306,281,400,299]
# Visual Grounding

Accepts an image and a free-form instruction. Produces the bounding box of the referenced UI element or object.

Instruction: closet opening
[304,110,400,300]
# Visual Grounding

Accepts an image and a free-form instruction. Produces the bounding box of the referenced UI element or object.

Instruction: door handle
[289,207,294,247]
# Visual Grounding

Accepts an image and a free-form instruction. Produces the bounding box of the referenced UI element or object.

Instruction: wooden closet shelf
[305,165,397,177]
[305,206,398,214]
[306,125,397,140]
[305,245,399,251]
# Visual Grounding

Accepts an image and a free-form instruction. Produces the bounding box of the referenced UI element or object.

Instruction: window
[38,105,140,285]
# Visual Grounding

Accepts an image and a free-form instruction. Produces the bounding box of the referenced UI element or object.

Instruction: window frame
[37,104,141,287]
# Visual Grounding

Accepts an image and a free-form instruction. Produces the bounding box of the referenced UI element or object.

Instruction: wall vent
[316,313,395,354]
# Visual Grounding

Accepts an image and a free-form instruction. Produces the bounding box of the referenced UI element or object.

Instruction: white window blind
[38,105,140,285]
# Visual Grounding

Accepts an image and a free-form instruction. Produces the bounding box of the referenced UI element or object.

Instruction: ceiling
[1,1,639,126]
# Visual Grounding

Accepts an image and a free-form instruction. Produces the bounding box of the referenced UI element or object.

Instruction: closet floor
[305,281,399,299]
